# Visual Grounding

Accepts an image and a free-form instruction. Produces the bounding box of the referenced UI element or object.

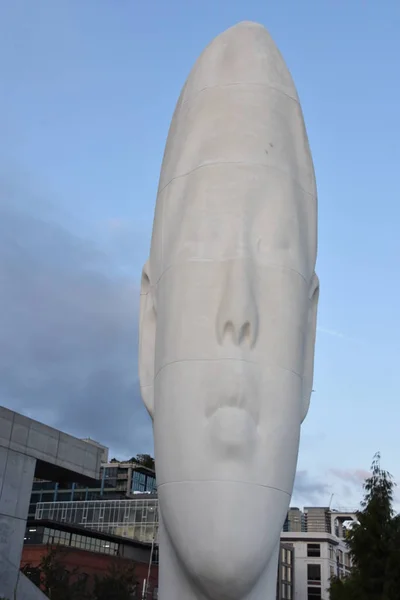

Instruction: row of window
[281,582,292,599]
[31,469,156,496]
[307,560,351,598]
[281,565,292,583]
[24,527,119,556]
[279,546,294,600]
[36,499,159,528]
[280,546,293,565]
[35,500,159,543]
[308,543,350,566]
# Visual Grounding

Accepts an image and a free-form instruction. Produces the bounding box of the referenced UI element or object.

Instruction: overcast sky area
[1,0,399,510]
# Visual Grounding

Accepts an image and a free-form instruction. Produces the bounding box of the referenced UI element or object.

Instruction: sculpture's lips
[205,394,259,425]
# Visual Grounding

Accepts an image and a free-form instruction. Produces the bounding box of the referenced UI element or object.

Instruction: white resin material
[139,21,319,600]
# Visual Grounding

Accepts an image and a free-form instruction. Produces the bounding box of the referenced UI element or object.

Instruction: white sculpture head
[139,21,318,600]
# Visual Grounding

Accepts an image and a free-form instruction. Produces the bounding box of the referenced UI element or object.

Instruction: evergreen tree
[329,453,400,600]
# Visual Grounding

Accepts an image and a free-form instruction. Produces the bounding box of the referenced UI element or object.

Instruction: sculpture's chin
[158,480,290,599]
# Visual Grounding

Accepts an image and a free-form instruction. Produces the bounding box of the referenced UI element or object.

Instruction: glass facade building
[35,497,159,544]
[25,525,119,556]
[29,462,157,519]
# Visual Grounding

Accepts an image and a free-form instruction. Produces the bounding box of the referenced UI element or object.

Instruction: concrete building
[0,405,104,600]
[80,438,109,464]
[281,507,356,600]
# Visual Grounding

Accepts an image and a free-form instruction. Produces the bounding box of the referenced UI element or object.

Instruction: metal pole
[143,533,156,598]
[142,579,146,600]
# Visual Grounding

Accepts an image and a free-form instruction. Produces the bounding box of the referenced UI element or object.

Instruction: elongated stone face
[139,21,319,599]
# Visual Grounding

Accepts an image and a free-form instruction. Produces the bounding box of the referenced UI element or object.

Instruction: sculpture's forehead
[150,165,316,283]
[159,86,315,200]
[158,21,316,197]
[149,22,317,284]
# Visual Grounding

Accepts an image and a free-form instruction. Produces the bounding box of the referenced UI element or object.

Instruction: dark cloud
[293,470,331,505]
[0,181,152,459]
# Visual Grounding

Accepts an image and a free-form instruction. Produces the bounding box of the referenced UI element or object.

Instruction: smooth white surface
[139,21,319,600]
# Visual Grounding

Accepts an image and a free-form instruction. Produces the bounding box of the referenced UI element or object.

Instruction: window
[307,564,321,583]
[73,491,86,501]
[56,492,73,502]
[307,587,322,600]
[307,544,320,557]
[41,492,55,502]
[329,545,335,560]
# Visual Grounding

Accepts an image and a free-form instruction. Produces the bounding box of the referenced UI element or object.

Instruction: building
[284,508,305,532]
[29,458,157,519]
[0,405,104,600]
[34,494,159,543]
[281,507,356,600]
[277,543,295,600]
[80,438,109,463]
[22,519,159,598]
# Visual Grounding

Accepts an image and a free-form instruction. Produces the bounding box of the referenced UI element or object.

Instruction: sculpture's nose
[216,260,259,349]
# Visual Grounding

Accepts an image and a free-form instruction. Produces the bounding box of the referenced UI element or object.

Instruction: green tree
[23,547,89,600]
[132,454,155,471]
[92,563,138,600]
[329,453,400,600]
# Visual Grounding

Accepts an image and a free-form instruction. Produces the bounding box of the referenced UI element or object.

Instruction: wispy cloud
[330,468,370,485]
[292,470,332,505]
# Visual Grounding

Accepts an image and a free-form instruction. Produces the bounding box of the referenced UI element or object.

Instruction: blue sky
[1,0,399,509]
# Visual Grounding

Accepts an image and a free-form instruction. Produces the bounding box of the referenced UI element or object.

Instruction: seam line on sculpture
[154,261,308,288]
[181,82,299,108]
[158,161,315,199]
[154,358,302,382]
[157,480,291,496]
